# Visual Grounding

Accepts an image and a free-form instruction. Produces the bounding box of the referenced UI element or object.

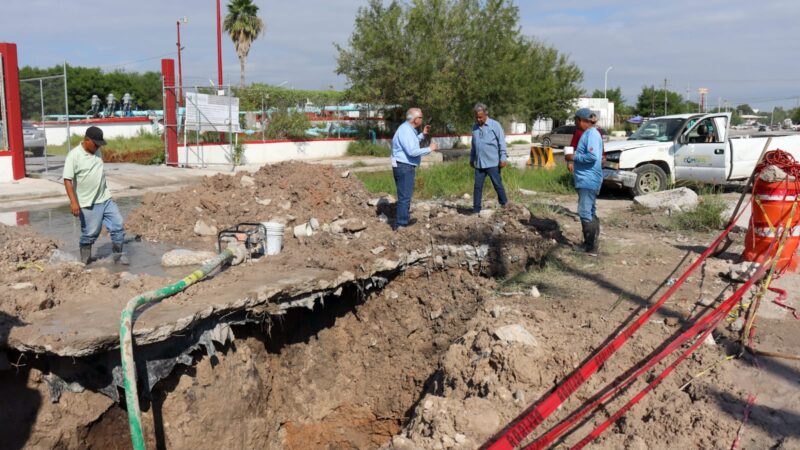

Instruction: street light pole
[216,0,223,87]
[604,66,613,99]
[176,17,187,106]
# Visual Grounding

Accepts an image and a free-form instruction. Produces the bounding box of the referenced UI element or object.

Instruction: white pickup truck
[602,113,800,196]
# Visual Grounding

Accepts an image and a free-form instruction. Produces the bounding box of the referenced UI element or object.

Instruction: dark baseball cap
[85,126,107,146]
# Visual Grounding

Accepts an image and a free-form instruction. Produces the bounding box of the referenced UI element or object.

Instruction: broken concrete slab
[194,219,218,236]
[492,324,537,347]
[634,187,698,212]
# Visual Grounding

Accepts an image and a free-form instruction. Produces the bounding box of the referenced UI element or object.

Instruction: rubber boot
[112,243,130,265]
[80,245,92,265]
[581,220,598,257]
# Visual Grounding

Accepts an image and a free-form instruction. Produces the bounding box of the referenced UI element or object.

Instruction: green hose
[120,247,236,450]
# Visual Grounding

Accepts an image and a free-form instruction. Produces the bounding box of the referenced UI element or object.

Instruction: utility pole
[663,78,668,115]
[216,0,223,88]
[651,84,655,116]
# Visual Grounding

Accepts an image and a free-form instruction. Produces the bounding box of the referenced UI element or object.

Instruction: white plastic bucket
[293,223,313,238]
[262,222,285,255]
[564,146,575,156]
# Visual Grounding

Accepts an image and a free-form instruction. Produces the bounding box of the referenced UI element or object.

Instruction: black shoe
[112,243,130,265]
[80,245,92,265]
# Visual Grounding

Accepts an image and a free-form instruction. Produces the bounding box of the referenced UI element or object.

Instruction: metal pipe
[39,78,47,172]
[63,61,70,155]
[120,247,236,450]
[216,0,223,86]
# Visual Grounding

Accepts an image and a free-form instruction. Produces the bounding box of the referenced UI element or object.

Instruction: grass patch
[508,139,530,145]
[47,132,164,164]
[668,195,727,232]
[46,134,83,156]
[346,140,391,157]
[356,158,575,198]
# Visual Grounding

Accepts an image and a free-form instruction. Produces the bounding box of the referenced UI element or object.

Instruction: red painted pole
[161,59,178,166]
[216,0,223,87]
[176,21,183,106]
[0,42,26,180]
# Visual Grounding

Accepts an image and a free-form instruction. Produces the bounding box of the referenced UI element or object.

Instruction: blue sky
[3,0,799,111]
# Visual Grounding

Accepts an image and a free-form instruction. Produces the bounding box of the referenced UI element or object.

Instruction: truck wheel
[632,164,667,196]
[542,137,552,148]
[32,146,45,157]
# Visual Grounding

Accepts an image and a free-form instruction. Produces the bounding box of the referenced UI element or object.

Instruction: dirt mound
[127,162,373,244]
[0,223,59,272]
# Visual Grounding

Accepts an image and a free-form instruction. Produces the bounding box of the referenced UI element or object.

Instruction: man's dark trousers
[393,162,416,228]
[473,166,508,213]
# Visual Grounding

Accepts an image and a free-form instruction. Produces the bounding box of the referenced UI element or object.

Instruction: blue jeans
[577,188,599,223]
[473,166,508,212]
[79,199,125,246]
[393,162,417,228]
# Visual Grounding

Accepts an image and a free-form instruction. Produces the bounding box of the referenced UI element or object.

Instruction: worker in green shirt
[63,126,128,265]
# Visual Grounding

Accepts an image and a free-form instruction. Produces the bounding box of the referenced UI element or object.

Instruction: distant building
[574,97,615,129]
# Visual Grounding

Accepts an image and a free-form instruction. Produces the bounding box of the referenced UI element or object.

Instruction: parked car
[22,122,47,157]
[758,124,768,132]
[540,125,608,148]
[1,121,47,156]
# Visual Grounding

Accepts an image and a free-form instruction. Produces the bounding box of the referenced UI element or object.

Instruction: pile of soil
[127,162,373,244]
[0,223,59,272]
[126,162,554,277]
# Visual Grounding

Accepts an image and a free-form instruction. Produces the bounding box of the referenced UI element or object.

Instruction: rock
[454,433,467,444]
[518,188,537,196]
[368,195,395,207]
[513,390,525,402]
[430,309,443,320]
[49,249,79,265]
[371,246,386,255]
[729,317,745,332]
[390,435,416,450]
[11,282,35,290]
[462,193,471,200]
[279,201,292,211]
[255,197,272,206]
[331,219,368,233]
[340,170,351,178]
[703,333,717,347]
[378,213,389,223]
[239,175,256,187]
[529,286,541,298]
[161,249,218,267]
[729,261,759,281]
[492,324,537,347]
[697,297,715,307]
[478,209,496,219]
[193,219,218,236]
[308,218,320,230]
[633,187,698,212]
[759,164,794,183]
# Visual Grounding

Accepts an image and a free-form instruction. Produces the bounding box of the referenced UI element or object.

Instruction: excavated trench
[0,265,503,450]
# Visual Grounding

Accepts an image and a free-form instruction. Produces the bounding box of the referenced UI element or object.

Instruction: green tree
[735,103,754,116]
[792,108,800,125]
[634,86,694,116]
[224,0,265,88]
[335,0,582,132]
[18,65,162,121]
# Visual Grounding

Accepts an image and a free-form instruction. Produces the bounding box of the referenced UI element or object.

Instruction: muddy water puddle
[2,196,188,279]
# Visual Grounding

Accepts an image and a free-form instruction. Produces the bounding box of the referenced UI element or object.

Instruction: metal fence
[18,63,70,175]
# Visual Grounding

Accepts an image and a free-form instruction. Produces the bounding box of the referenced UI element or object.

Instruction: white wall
[575,98,615,129]
[35,120,159,145]
[0,154,13,183]
[176,133,532,167]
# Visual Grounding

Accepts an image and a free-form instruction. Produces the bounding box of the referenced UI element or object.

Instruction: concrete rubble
[634,187,698,212]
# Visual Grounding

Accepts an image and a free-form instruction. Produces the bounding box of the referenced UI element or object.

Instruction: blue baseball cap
[574,108,596,121]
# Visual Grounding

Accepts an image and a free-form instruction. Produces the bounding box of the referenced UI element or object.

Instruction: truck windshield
[628,118,686,142]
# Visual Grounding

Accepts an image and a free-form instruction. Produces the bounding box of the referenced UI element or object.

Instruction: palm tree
[224,0,264,88]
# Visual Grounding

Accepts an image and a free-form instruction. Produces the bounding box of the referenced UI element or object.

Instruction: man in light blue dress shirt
[470,103,508,213]
[391,108,438,229]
